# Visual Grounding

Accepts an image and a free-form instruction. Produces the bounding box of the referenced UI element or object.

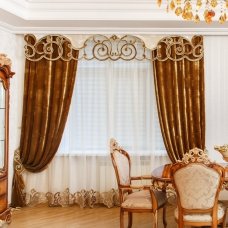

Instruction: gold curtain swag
[152,36,205,163]
[11,35,79,207]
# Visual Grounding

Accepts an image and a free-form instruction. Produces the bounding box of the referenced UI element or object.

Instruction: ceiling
[1,0,228,34]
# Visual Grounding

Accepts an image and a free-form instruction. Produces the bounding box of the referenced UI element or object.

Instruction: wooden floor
[8,204,177,228]
[8,204,228,228]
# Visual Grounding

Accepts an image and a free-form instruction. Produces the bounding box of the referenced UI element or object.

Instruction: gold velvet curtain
[11,35,79,207]
[152,36,205,163]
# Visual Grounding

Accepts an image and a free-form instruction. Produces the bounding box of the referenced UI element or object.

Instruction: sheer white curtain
[23,58,170,207]
[204,36,228,162]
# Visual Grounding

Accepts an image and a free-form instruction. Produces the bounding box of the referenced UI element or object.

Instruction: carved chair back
[110,138,131,189]
[170,148,225,227]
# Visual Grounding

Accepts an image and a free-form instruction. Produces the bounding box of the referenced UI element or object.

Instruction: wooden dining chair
[170,148,227,228]
[110,138,167,228]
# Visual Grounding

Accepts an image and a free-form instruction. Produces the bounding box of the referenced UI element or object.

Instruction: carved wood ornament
[0,53,14,224]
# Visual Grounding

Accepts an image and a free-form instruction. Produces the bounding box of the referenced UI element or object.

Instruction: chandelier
[157,0,228,24]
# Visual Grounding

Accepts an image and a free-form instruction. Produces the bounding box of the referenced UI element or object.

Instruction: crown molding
[1,20,228,35]
[1,0,28,19]
[1,1,170,21]
[0,0,160,20]
[1,0,228,35]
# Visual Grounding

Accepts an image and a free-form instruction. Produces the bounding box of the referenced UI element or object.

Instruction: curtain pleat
[152,36,205,163]
[11,35,79,207]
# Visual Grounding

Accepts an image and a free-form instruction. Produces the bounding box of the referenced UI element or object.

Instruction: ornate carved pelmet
[24,34,204,62]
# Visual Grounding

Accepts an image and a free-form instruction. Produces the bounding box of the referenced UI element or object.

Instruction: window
[58,58,165,156]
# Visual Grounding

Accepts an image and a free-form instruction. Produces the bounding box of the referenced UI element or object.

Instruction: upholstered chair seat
[122,189,167,209]
[110,138,167,228]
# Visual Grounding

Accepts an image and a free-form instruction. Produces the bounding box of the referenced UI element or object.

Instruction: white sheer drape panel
[22,58,169,207]
[23,155,169,193]
[204,36,228,162]
[59,60,166,155]
[23,156,117,193]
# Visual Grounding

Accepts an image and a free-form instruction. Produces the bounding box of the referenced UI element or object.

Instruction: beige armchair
[170,148,227,228]
[110,138,167,228]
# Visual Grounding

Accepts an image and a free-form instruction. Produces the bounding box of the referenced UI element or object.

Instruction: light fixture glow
[157,0,228,24]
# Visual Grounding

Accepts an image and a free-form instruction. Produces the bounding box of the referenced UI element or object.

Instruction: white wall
[0,29,24,202]
[204,36,228,162]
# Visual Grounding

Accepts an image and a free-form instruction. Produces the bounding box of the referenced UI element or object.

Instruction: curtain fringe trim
[24,188,119,208]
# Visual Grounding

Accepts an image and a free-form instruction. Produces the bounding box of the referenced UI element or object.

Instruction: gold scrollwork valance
[152,36,204,62]
[24,34,204,62]
[81,34,151,61]
[24,34,78,62]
